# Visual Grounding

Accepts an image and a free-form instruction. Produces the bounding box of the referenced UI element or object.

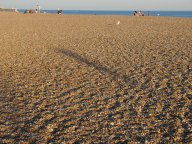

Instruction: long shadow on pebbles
[56,48,138,87]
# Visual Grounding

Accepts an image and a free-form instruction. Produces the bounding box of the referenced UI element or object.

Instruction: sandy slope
[0,12,192,143]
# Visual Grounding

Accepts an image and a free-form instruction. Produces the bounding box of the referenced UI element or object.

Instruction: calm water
[19,10,192,18]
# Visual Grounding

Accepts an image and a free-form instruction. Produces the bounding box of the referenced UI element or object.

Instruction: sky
[0,0,192,11]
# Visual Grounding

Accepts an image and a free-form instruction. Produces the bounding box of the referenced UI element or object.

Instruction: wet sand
[0,12,192,143]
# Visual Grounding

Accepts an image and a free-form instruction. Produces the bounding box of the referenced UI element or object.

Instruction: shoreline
[1,11,192,19]
[16,9,192,18]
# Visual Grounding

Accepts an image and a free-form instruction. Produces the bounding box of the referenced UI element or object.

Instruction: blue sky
[0,0,192,11]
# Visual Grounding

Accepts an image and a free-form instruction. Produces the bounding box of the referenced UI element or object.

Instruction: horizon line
[16,8,192,12]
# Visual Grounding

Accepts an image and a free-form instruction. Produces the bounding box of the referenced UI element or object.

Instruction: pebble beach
[0,12,192,143]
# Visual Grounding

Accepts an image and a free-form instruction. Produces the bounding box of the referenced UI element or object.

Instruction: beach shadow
[57,48,121,80]
[57,48,138,87]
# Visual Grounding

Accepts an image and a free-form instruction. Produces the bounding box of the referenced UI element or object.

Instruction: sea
[18,10,192,18]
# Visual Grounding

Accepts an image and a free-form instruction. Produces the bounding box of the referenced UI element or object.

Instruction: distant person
[24,10,28,14]
[138,11,145,16]
[29,9,33,14]
[57,10,62,15]
[35,9,38,13]
[134,11,139,16]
